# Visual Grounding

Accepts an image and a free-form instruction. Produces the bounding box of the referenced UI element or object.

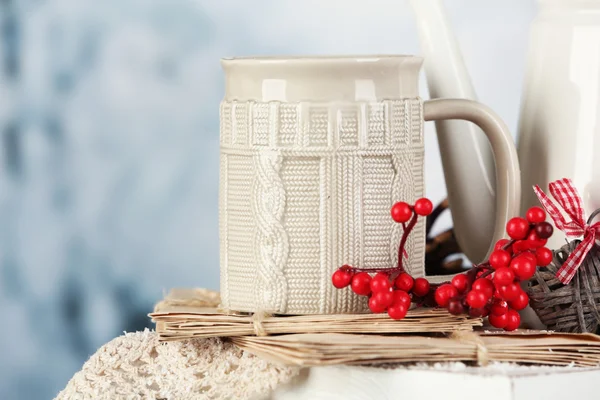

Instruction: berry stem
[398,212,419,270]
[341,266,403,274]
[477,268,494,280]
[339,210,421,279]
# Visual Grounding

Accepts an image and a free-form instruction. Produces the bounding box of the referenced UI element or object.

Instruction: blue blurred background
[0,0,535,398]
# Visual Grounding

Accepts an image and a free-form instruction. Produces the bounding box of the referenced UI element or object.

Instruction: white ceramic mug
[219,55,520,314]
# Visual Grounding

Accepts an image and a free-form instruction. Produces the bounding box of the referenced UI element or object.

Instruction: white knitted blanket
[55,330,299,400]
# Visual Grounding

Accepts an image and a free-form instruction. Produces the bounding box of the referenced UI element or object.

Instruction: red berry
[504,309,521,331]
[506,217,530,240]
[373,290,394,309]
[395,273,414,292]
[387,304,408,320]
[526,206,546,224]
[494,238,511,252]
[521,251,537,264]
[414,198,433,216]
[511,240,527,254]
[499,283,521,302]
[448,299,465,315]
[489,312,508,329]
[526,230,547,248]
[489,249,511,270]
[508,291,529,311]
[451,274,469,293]
[510,255,536,280]
[493,288,503,300]
[469,307,489,318]
[351,272,372,296]
[535,222,554,239]
[434,284,458,307]
[332,269,353,288]
[513,234,546,253]
[368,296,387,313]
[393,290,412,308]
[391,202,412,223]
[536,247,553,267]
[493,267,515,287]
[413,278,430,297]
[370,273,392,293]
[466,290,488,309]
[472,278,494,300]
[491,300,509,316]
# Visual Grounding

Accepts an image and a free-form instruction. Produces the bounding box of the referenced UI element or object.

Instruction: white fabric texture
[55,330,299,400]
[220,99,426,315]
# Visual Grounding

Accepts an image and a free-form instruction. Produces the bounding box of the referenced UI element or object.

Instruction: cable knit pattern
[252,152,289,312]
[220,99,424,314]
[55,330,299,400]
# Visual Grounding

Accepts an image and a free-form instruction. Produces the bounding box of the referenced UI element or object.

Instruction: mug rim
[221,54,423,65]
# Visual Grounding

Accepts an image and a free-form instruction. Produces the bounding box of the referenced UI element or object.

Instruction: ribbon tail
[402,248,408,259]
[533,184,568,231]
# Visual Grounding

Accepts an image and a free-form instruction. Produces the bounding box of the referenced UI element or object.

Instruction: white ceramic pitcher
[518,0,600,250]
[219,55,520,314]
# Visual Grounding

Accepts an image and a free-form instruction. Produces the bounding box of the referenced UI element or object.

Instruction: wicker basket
[527,210,600,333]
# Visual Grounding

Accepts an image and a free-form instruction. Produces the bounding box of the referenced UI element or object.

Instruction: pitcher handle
[423,98,521,264]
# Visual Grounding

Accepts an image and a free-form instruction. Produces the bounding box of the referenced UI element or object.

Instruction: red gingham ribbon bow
[533,178,600,284]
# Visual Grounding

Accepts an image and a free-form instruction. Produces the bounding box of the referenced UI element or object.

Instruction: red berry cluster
[331,199,555,332]
[331,198,434,320]
[449,206,553,331]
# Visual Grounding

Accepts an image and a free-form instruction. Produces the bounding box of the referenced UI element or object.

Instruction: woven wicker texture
[219,99,425,314]
[528,238,600,333]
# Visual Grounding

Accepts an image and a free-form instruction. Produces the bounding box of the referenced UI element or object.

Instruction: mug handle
[423,99,521,268]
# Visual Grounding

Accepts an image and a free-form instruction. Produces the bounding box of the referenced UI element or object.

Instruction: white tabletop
[271,363,600,400]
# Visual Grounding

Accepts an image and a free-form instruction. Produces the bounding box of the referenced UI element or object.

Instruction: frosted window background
[0,0,534,398]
